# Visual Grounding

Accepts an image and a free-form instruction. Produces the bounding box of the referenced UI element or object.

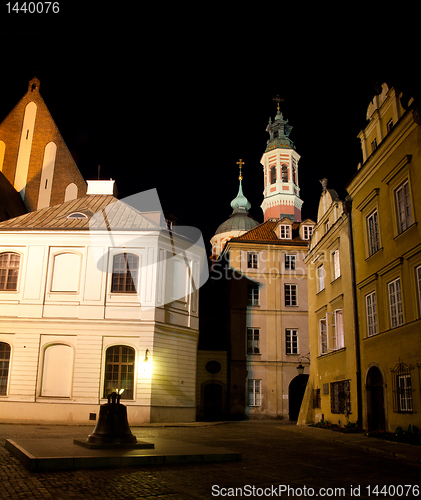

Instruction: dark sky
[2,8,418,254]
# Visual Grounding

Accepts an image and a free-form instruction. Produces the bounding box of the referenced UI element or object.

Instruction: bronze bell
[87,391,137,445]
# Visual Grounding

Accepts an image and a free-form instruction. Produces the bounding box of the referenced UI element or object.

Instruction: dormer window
[302,225,313,240]
[280,225,291,239]
[67,212,88,220]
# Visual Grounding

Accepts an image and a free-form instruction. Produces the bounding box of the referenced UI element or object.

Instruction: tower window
[270,166,276,184]
[282,165,288,182]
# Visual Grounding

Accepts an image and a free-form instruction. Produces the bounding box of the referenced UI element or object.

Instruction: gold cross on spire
[273,94,284,111]
[236,159,244,181]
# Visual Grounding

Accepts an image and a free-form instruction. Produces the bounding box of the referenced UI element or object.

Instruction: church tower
[260,98,303,221]
[210,160,258,261]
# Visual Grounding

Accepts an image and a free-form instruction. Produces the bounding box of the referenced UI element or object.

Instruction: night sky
[2,8,419,254]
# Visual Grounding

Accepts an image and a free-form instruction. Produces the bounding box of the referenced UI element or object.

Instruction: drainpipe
[344,195,363,428]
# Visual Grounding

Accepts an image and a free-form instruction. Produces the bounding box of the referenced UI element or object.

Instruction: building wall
[226,240,310,419]
[301,189,358,427]
[347,93,421,432]
[0,228,201,423]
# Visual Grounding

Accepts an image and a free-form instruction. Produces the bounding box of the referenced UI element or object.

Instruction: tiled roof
[0,195,163,231]
[229,219,308,246]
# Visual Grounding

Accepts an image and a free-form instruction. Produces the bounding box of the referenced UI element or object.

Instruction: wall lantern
[143,349,150,363]
[297,354,310,375]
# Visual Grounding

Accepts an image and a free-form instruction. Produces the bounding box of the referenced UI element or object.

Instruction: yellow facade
[300,187,358,427]
[347,84,421,432]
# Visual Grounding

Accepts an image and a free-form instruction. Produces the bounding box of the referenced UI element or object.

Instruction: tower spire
[231,159,250,211]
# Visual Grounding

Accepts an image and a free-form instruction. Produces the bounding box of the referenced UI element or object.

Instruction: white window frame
[247,328,260,355]
[247,283,260,306]
[395,180,413,233]
[285,254,296,271]
[319,318,327,355]
[285,283,297,306]
[365,291,378,337]
[303,225,313,240]
[397,374,413,412]
[388,277,403,328]
[286,329,298,355]
[332,250,341,280]
[280,225,291,239]
[248,379,262,406]
[367,209,380,255]
[247,252,258,269]
[317,264,325,292]
[333,309,344,350]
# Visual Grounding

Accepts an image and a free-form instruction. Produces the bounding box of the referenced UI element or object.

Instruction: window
[280,225,291,239]
[302,226,313,240]
[111,253,139,293]
[331,380,351,414]
[285,284,297,306]
[417,266,421,316]
[319,318,327,355]
[313,388,321,409]
[371,138,377,153]
[285,254,296,270]
[317,265,325,292]
[388,277,403,328]
[0,342,11,396]
[0,252,20,291]
[332,250,340,280]
[387,119,394,133]
[325,220,329,233]
[367,210,380,255]
[292,165,297,185]
[247,252,258,269]
[282,164,288,182]
[395,180,413,233]
[248,379,261,406]
[247,283,260,306]
[333,309,344,350]
[391,363,413,413]
[247,328,260,354]
[51,253,80,292]
[366,291,378,336]
[104,345,135,399]
[286,329,298,354]
[270,166,276,184]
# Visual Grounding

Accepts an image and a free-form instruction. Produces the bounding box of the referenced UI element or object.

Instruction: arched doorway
[288,374,309,420]
[366,366,385,431]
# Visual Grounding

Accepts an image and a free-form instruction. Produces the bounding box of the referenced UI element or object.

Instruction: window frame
[111,252,139,293]
[247,252,258,269]
[285,328,298,355]
[248,379,262,406]
[103,345,136,400]
[367,209,380,255]
[416,265,421,318]
[302,225,313,241]
[285,254,296,271]
[0,342,11,396]
[247,283,260,306]
[317,264,325,292]
[388,277,403,329]
[395,179,413,234]
[279,225,291,240]
[332,249,341,281]
[365,291,378,337]
[0,252,21,292]
[319,318,327,355]
[333,309,344,350]
[284,283,297,306]
[330,379,351,414]
[270,166,276,184]
[246,328,260,355]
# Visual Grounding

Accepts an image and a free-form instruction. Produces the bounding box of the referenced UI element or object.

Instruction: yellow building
[300,182,359,427]
[347,83,421,432]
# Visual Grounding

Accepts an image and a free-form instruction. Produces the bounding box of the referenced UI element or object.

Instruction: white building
[0,181,206,423]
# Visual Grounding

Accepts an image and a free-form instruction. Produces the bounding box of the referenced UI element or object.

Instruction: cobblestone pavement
[0,421,420,499]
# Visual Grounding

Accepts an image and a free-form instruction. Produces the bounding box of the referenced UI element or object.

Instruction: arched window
[0,342,11,395]
[111,253,139,293]
[282,165,288,182]
[0,253,21,291]
[270,166,276,184]
[103,345,135,399]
